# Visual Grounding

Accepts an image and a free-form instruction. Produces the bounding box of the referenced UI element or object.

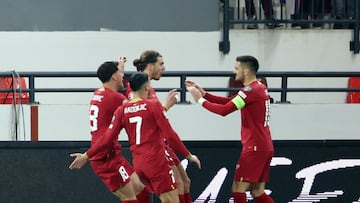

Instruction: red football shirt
[237,81,273,152]
[202,80,273,152]
[87,98,189,165]
[125,83,189,157]
[89,87,126,160]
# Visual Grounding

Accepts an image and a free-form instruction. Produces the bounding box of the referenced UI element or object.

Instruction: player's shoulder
[102,88,126,101]
[141,98,163,111]
[114,104,125,115]
[90,88,105,103]
[143,98,161,106]
[248,80,267,91]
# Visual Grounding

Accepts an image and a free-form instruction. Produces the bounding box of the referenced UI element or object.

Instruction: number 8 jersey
[89,87,126,161]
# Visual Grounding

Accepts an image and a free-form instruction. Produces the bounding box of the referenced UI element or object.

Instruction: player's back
[120,98,165,166]
[89,88,126,159]
[240,81,273,152]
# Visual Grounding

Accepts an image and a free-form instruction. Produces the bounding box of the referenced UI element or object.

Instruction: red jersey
[87,98,189,167]
[89,87,126,160]
[125,83,189,158]
[202,80,273,152]
[237,81,273,152]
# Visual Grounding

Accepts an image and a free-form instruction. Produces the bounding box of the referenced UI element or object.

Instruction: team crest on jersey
[244,86,252,91]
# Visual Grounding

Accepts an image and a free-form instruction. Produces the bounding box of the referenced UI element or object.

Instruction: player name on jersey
[92,95,104,102]
[124,103,147,114]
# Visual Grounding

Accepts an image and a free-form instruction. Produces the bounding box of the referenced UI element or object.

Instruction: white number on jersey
[129,116,142,145]
[169,169,176,184]
[89,105,99,131]
[118,166,130,182]
[264,99,270,127]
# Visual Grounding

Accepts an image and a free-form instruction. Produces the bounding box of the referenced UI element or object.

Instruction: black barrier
[1,71,360,104]
[0,141,359,203]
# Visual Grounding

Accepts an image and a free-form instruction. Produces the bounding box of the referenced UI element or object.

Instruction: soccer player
[69,72,201,203]
[69,58,149,203]
[186,55,275,203]
[126,50,199,203]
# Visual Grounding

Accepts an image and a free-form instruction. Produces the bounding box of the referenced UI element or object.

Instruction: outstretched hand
[118,56,127,64]
[187,154,201,169]
[185,80,206,97]
[187,86,202,103]
[69,153,89,170]
[164,89,179,110]
[117,56,127,70]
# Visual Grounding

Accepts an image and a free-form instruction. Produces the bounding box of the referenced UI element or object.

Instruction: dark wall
[1,141,360,203]
[0,0,219,31]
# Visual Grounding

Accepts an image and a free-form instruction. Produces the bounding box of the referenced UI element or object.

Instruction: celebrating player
[186,55,275,203]
[126,50,200,203]
[70,72,200,203]
[69,58,149,203]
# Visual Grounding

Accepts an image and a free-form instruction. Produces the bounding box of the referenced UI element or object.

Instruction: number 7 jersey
[109,98,189,169]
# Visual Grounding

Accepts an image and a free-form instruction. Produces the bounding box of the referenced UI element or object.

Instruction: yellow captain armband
[231,95,246,109]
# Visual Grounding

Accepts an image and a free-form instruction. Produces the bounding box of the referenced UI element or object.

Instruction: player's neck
[129,97,142,103]
[243,76,257,86]
[142,70,153,80]
[130,91,147,103]
[102,82,119,92]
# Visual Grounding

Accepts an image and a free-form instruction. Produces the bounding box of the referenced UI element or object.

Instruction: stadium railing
[219,0,360,54]
[1,71,360,104]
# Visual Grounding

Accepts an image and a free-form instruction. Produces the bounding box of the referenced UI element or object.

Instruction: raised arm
[188,86,242,116]
[203,92,232,104]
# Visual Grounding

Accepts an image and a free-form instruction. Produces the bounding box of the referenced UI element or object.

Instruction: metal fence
[1,71,360,103]
[219,0,360,54]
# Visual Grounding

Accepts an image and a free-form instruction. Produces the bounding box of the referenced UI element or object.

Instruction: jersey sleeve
[203,92,234,104]
[201,99,239,116]
[151,100,190,158]
[87,107,124,158]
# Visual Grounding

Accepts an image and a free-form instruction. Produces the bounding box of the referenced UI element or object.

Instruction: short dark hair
[236,55,259,73]
[129,72,149,91]
[97,61,119,83]
[133,50,162,72]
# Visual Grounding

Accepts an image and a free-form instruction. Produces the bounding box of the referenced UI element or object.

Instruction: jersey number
[264,100,270,127]
[119,166,130,182]
[129,116,142,145]
[89,105,99,131]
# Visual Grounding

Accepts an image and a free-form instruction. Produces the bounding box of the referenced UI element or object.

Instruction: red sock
[254,193,275,203]
[232,192,247,203]
[184,192,192,203]
[122,200,138,203]
[136,188,150,203]
[179,194,186,203]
